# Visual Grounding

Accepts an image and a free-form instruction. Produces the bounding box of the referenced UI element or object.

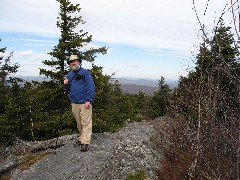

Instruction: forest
[1,0,240,179]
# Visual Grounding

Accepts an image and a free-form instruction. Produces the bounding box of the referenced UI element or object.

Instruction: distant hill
[113,77,178,88]
[14,76,51,82]
[111,77,178,95]
[12,76,178,95]
[120,84,158,96]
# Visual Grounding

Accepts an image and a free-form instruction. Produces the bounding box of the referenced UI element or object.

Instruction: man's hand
[85,102,91,109]
[64,78,69,84]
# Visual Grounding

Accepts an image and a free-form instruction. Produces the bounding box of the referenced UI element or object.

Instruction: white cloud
[4,50,51,76]
[1,0,235,52]
[78,0,197,52]
[1,0,238,79]
[0,0,59,36]
[78,0,235,52]
[18,50,34,57]
[128,64,140,68]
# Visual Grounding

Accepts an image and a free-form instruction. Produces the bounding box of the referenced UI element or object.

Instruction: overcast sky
[0,0,238,80]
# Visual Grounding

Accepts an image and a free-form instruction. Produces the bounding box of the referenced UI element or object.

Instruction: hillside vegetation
[157,20,240,179]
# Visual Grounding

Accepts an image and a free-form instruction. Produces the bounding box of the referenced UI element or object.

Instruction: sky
[0,0,239,80]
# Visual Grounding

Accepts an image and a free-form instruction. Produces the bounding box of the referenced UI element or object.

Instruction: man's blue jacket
[66,68,95,104]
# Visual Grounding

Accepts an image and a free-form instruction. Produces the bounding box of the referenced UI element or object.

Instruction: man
[64,55,95,152]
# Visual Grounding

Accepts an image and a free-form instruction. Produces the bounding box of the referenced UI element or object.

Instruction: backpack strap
[69,68,80,84]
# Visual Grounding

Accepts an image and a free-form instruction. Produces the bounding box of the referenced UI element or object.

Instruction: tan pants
[71,103,92,144]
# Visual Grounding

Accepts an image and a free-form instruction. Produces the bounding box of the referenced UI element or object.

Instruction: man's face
[69,60,80,70]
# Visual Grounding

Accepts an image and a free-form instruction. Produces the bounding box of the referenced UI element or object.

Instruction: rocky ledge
[1,119,164,180]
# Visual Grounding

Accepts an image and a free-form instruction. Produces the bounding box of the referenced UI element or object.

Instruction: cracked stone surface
[8,120,162,180]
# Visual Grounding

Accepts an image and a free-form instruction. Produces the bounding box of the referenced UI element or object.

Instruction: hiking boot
[73,140,82,147]
[80,144,89,152]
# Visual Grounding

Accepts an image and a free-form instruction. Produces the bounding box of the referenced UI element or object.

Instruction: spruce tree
[0,39,22,115]
[0,39,20,85]
[40,0,107,83]
[149,76,171,118]
[0,39,23,146]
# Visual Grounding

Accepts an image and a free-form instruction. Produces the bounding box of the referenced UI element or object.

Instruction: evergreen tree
[0,39,23,146]
[91,66,126,132]
[0,39,22,116]
[40,0,107,82]
[149,76,171,118]
[0,39,20,85]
